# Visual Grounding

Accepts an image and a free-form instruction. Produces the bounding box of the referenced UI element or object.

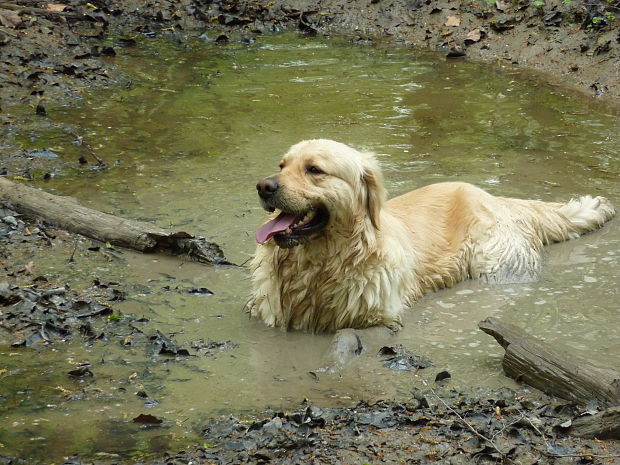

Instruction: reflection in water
[2,33,619,461]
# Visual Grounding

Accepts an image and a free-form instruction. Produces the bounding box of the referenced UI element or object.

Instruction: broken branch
[0,177,232,265]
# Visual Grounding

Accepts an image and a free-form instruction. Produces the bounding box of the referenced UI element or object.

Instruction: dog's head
[255,139,386,248]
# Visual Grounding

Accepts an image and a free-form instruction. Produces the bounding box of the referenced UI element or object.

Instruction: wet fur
[248,139,615,332]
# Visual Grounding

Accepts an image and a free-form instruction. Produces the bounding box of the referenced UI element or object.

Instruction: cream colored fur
[248,139,615,332]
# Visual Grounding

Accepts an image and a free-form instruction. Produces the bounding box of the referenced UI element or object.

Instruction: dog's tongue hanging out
[256,212,301,244]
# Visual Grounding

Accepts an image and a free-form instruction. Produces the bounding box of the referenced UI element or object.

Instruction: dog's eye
[306,165,324,175]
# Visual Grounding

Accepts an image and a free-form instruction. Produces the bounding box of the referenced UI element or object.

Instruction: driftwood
[0,177,231,265]
[479,317,620,406]
[568,406,620,439]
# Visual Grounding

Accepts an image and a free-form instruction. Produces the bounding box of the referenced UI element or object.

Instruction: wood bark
[0,177,231,265]
[568,406,620,439]
[479,317,620,406]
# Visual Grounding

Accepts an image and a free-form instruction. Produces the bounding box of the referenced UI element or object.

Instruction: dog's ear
[362,154,386,229]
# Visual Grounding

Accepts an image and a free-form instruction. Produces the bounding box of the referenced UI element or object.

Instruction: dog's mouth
[256,206,329,246]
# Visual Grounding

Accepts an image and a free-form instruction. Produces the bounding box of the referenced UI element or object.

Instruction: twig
[72,133,107,166]
[425,384,512,463]
[68,239,79,263]
[490,414,529,442]
[516,408,547,441]
[12,0,49,4]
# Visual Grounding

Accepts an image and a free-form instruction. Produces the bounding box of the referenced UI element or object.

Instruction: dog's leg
[470,231,545,284]
[469,195,615,284]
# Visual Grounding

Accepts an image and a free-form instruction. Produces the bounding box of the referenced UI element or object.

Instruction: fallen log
[0,177,231,265]
[479,317,620,406]
[568,406,620,439]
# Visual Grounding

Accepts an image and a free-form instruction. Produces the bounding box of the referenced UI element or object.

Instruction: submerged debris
[68,364,94,378]
[0,278,119,347]
[378,344,433,371]
[1,207,51,248]
[150,330,191,357]
[189,338,239,357]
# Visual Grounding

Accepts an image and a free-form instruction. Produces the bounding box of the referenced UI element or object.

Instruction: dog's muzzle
[256,176,279,206]
[255,175,330,247]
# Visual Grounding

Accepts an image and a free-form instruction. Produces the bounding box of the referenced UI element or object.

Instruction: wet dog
[247,139,615,332]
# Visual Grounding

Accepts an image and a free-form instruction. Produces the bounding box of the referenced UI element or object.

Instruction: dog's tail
[536,195,615,244]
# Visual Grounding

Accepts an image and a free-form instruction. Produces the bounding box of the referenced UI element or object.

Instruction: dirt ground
[2,0,620,464]
[1,0,619,117]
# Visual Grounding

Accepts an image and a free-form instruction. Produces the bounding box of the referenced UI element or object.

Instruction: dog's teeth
[291,210,316,230]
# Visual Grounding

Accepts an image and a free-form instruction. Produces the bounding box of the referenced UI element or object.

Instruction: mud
[196,391,619,465]
[43,390,620,464]
[2,1,620,464]
[0,209,234,355]
[1,0,619,117]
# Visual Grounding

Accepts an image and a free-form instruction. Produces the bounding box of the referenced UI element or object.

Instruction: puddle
[2,33,619,462]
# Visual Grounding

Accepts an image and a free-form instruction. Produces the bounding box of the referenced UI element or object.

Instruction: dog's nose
[256,177,279,199]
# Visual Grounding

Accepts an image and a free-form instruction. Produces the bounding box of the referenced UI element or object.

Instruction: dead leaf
[465,28,482,43]
[0,9,22,28]
[495,0,510,12]
[24,261,35,274]
[444,15,461,27]
[47,4,68,12]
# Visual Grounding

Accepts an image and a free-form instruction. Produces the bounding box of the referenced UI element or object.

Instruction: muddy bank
[315,0,620,105]
[197,390,620,464]
[0,208,233,353]
[48,389,620,464]
[1,0,619,116]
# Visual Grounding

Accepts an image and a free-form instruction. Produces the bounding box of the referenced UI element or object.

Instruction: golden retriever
[247,139,615,332]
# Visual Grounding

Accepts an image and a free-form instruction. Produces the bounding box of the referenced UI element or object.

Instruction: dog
[247,139,615,333]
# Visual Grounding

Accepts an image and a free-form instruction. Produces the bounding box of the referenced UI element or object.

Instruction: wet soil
[1,207,236,356]
[0,0,619,119]
[2,0,620,464]
[25,388,620,464]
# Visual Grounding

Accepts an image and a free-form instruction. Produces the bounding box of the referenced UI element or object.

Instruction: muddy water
[3,33,619,461]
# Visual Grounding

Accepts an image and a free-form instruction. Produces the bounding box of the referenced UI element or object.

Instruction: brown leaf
[24,261,35,275]
[46,3,67,12]
[444,15,461,27]
[0,9,22,28]
[495,0,510,12]
[465,28,482,43]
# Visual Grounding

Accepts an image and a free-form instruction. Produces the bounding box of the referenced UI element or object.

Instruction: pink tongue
[256,212,300,244]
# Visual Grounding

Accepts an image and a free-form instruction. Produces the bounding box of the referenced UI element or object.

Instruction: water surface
[2,33,619,461]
